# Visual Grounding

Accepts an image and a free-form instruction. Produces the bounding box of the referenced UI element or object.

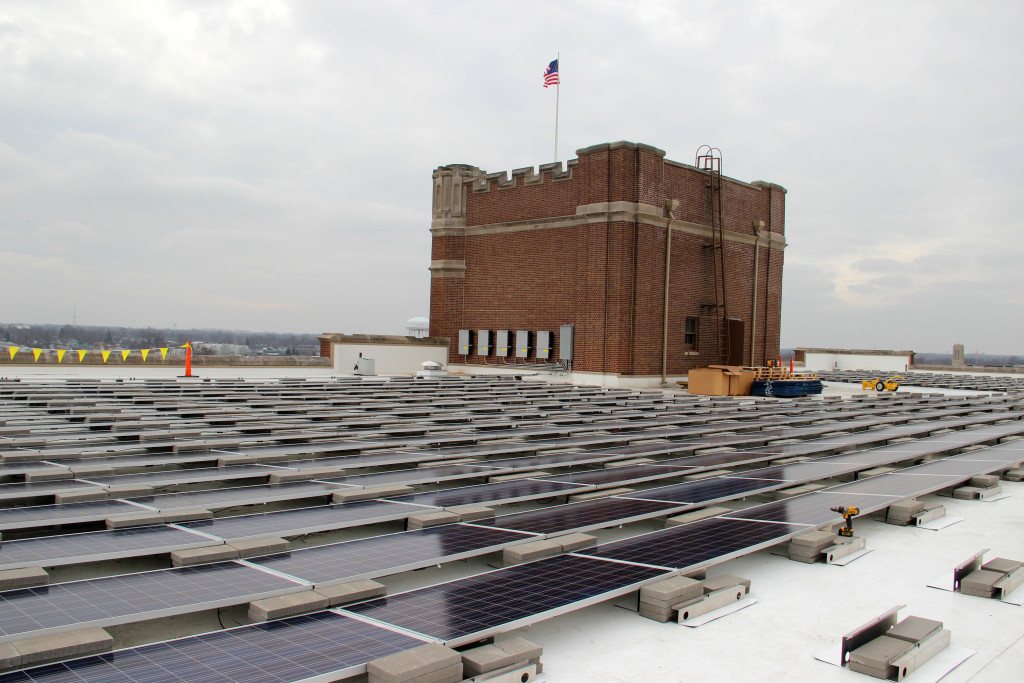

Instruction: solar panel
[827,473,961,498]
[0,500,141,532]
[0,561,305,643]
[951,446,1024,463]
[0,610,426,683]
[577,517,806,570]
[342,554,668,644]
[535,464,692,487]
[738,462,856,481]
[249,524,533,585]
[482,497,688,535]
[902,457,1015,477]
[132,480,346,510]
[180,500,423,540]
[385,479,587,508]
[82,464,276,486]
[0,480,103,501]
[723,491,901,526]
[0,525,218,570]
[324,464,499,487]
[623,476,784,504]
[470,451,629,470]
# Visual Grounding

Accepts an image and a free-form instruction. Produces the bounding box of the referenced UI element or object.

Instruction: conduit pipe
[750,221,764,366]
[661,199,679,386]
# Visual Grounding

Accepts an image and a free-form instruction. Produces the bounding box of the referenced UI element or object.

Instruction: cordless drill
[830,505,860,537]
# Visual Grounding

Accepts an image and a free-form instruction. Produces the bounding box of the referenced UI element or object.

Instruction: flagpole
[554,52,560,163]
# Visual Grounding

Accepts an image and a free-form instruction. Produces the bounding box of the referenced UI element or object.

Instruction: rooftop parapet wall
[433,141,786,234]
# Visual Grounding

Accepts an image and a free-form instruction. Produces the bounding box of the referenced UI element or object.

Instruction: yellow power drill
[830,506,860,537]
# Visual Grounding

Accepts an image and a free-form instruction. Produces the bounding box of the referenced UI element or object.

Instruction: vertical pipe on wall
[750,221,763,366]
[661,201,678,385]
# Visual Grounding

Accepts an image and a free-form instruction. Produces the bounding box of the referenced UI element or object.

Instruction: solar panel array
[1,375,1021,680]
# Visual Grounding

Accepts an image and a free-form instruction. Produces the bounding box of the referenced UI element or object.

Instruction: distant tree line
[0,323,319,356]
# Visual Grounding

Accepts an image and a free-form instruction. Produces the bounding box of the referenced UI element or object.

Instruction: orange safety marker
[180,341,197,378]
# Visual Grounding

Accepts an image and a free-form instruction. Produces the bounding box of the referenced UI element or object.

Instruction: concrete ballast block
[502,539,563,565]
[105,512,165,529]
[314,579,386,606]
[367,642,462,683]
[333,484,414,503]
[702,574,751,594]
[54,489,108,504]
[0,567,49,591]
[406,511,460,530]
[969,474,999,488]
[981,557,1023,574]
[171,545,239,567]
[103,484,155,498]
[443,504,494,521]
[227,536,290,558]
[248,591,328,622]
[556,532,597,552]
[268,467,343,484]
[12,627,113,668]
[887,616,942,644]
[0,642,20,672]
[163,508,214,523]
[641,576,703,604]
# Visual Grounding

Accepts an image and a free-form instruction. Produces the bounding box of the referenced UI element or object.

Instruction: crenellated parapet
[469,159,576,192]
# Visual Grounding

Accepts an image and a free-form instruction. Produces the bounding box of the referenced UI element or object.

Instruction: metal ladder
[696,146,729,364]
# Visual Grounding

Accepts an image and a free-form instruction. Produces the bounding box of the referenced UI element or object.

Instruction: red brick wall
[430,142,785,375]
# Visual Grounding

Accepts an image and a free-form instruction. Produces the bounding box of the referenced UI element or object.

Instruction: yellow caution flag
[32,349,42,362]
[78,350,88,362]
[101,350,111,363]
[141,349,150,361]
[121,349,130,361]
[159,347,168,359]
[57,349,66,363]
[7,347,17,360]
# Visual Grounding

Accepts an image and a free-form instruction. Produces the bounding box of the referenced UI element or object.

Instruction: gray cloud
[1,0,1021,352]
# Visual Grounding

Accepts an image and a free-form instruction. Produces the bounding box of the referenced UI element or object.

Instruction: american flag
[543,59,559,88]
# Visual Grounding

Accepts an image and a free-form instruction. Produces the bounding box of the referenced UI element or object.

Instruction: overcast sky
[2,1,1021,354]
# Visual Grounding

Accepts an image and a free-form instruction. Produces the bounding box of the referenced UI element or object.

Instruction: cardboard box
[687,366,754,396]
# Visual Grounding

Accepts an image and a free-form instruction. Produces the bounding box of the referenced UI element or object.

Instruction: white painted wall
[804,352,911,372]
[332,342,447,375]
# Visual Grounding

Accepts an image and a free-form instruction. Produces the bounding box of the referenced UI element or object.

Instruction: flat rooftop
[0,368,1020,682]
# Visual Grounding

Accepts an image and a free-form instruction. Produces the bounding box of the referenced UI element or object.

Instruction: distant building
[428,141,787,382]
[952,343,965,367]
[795,348,915,372]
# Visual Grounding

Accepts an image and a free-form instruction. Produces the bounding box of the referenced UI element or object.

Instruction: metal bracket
[840,604,905,666]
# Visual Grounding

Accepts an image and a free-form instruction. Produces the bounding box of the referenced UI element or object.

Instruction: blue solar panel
[577,517,806,570]
[385,479,586,508]
[0,611,426,682]
[483,497,686,535]
[723,491,901,526]
[0,562,304,642]
[180,500,423,540]
[623,477,783,504]
[536,464,691,486]
[249,524,533,585]
[0,500,141,532]
[828,473,961,498]
[0,525,216,570]
[342,554,668,644]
